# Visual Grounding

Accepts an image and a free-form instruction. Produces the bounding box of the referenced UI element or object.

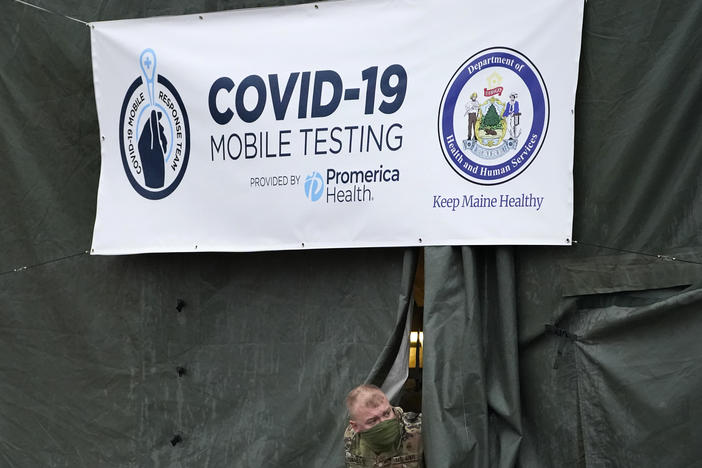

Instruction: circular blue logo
[304,172,324,202]
[438,47,549,185]
[119,49,190,200]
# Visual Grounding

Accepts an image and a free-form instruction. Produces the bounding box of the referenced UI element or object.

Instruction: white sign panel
[90,0,583,254]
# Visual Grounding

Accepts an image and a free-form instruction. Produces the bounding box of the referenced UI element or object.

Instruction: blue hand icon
[138,110,167,188]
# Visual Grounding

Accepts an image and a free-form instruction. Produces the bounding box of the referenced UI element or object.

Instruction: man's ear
[349,420,358,432]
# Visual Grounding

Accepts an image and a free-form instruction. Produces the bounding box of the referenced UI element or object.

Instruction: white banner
[90,0,583,254]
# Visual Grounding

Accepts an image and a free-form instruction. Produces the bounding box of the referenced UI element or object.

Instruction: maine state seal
[438,47,549,185]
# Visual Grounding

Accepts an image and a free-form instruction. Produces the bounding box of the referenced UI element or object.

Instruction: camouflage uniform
[344,407,423,468]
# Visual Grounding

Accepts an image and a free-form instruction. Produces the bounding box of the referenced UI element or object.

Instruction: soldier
[344,384,423,468]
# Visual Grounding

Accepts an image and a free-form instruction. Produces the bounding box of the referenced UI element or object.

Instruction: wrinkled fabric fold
[423,246,522,468]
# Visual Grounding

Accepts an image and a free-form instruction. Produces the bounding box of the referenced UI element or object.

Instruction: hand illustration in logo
[120,48,189,199]
[138,109,167,188]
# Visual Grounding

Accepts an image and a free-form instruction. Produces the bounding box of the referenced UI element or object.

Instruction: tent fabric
[0,248,408,467]
[3,0,702,467]
[517,283,702,468]
[367,248,419,401]
[512,0,702,465]
[423,246,521,468]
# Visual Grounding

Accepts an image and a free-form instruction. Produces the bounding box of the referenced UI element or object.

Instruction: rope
[0,250,89,277]
[12,0,89,26]
[573,240,702,266]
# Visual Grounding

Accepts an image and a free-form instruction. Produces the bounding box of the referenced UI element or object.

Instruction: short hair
[346,384,387,419]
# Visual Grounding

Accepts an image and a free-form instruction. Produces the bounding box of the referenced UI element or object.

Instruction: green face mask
[360,417,401,454]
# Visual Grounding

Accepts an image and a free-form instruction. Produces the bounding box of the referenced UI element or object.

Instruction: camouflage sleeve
[400,411,423,467]
[402,411,422,431]
[343,424,361,467]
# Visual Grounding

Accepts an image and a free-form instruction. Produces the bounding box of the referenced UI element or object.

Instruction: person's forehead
[353,394,389,417]
[357,405,389,421]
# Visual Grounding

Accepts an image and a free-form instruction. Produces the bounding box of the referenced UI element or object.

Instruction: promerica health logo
[119,49,190,199]
[303,165,399,204]
[304,172,324,201]
[438,47,549,185]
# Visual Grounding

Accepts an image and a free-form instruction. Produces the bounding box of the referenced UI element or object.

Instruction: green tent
[1,1,701,466]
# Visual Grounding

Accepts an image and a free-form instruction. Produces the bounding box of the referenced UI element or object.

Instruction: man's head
[346,384,395,433]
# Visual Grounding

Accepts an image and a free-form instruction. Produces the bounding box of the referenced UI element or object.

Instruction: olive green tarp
[2,1,702,467]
